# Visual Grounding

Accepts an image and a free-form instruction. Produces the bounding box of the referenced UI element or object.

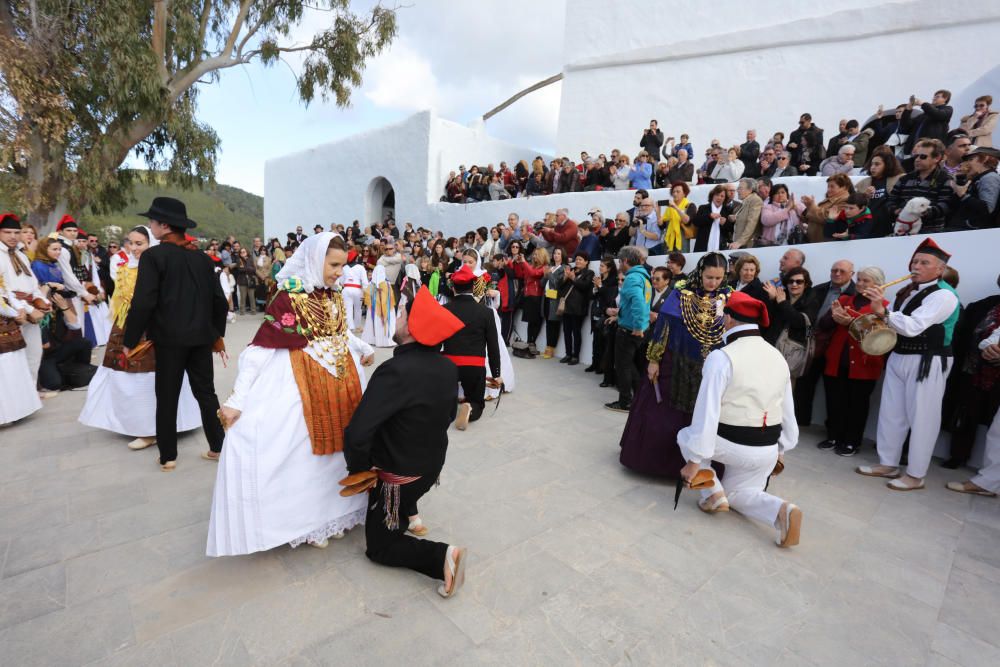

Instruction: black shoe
[604,401,630,413]
[599,381,614,388]
[940,458,964,470]
[835,442,859,457]
[817,439,837,450]
[559,356,571,364]
[584,365,596,373]
[567,358,579,366]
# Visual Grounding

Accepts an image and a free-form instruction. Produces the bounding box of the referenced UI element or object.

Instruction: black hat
[138,197,197,229]
[313,224,323,232]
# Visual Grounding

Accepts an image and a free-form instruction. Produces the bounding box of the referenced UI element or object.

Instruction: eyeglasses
[830,268,851,274]
[777,155,789,160]
[786,279,806,285]
[975,103,988,108]
[913,153,933,160]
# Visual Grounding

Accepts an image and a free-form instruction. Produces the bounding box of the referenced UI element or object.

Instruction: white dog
[893,197,931,236]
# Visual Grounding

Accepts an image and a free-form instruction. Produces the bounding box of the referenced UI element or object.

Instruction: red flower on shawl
[280,312,296,327]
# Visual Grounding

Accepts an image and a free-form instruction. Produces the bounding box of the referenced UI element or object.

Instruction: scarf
[707,202,723,251]
[662,198,691,250]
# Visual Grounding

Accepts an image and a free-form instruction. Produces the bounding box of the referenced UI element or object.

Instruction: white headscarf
[128,225,159,268]
[464,248,487,277]
[275,232,335,292]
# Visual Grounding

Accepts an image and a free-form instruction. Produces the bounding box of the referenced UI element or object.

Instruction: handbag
[775,314,815,378]
[556,285,573,318]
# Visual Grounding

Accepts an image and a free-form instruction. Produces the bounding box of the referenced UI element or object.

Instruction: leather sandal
[698,495,730,514]
[775,503,803,547]
[887,477,925,491]
[160,460,177,472]
[201,451,220,461]
[855,465,901,478]
[127,437,156,450]
[407,516,429,537]
[946,481,997,497]
[437,546,467,598]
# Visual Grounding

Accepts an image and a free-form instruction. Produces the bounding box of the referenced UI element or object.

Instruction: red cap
[56,214,79,231]
[347,249,358,263]
[911,237,951,263]
[724,291,770,328]
[208,254,221,263]
[184,234,196,243]
[408,286,465,346]
[451,264,476,286]
[0,212,21,229]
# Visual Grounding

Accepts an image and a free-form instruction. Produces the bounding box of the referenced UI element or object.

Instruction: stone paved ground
[2,316,1000,666]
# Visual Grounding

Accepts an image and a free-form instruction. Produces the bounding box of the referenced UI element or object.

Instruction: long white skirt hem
[78,366,202,437]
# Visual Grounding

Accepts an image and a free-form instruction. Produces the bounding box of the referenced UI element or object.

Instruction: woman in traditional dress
[0,276,42,425]
[75,237,111,347]
[619,252,731,478]
[207,233,375,555]
[78,226,202,449]
[459,248,515,400]
[362,264,396,347]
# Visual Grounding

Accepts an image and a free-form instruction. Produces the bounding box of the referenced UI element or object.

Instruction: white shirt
[0,243,44,309]
[677,325,799,463]
[55,236,88,296]
[980,327,999,350]
[887,281,959,337]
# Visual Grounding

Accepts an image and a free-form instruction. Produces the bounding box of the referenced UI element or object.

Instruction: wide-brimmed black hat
[138,197,197,229]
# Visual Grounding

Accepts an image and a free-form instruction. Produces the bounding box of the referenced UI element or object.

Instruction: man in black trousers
[123,197,229,470]
[344,286,468,598]
[442,264,502,430]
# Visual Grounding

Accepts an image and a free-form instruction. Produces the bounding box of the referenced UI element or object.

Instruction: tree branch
[152,0,169,82]
[221,0,254,59]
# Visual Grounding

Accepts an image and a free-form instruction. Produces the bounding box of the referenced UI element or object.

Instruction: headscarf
[275,232,336,292]
[686,252,729,293]
[127,226,159,268]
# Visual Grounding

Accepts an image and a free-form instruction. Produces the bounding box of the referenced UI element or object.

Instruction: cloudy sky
[192,0,566,195]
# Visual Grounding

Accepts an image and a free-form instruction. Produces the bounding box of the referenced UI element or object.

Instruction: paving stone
[0,561,66,631]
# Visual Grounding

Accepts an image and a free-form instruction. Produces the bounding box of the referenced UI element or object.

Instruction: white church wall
[556,0,1000,160]
[264,112,433,238]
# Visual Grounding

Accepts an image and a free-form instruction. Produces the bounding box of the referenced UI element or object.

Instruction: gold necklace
[289,290,350,377]
[679,289,727,358]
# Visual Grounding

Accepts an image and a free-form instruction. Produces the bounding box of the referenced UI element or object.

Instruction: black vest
[892,284,950,356]
[59,238,90,284]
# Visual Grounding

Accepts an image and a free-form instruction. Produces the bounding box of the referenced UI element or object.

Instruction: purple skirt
[618,351,724,480]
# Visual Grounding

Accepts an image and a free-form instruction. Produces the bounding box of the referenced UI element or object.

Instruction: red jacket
[541,219,579,256]
[823,294,888,380]
[512,259,544,297]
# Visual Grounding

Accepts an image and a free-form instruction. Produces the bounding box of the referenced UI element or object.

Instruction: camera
[955,174,969,186]
[56,289,76,299]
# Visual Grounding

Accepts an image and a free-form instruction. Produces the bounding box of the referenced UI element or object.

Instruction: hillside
[0,172,263,243]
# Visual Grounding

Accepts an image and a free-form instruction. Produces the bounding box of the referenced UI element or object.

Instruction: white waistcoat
[719,335,789,428]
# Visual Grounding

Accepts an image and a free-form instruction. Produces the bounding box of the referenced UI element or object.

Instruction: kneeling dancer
[344,286,469,597]
[676,291,803,547]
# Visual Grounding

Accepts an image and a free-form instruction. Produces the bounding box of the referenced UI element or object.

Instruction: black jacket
[731,277,768,304]
[443,294,501,377]
[764,290,819,346]
[592,278,619,322]
[692,202,734,251]
[344,343,458,476]
[640,128,665,161]
[558,266,594,317]
[123,242,228,348]
[902,103,953,152]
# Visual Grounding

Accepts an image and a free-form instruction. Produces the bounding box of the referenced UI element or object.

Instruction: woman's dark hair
[784,266,812,291]
[129,226,150,240]
[708,184,727,201]
[600,255,618,282]
[551,247,566,265]
[826,173,855,194]
[446,237,458,249]
[670,181,691,196]
[687,252,728,292]
[771,183,789,198]
[573,251,590,263]
[864,148,904,179]
[327,236,347,252]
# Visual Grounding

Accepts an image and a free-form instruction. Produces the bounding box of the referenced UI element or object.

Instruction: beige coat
[804,192,849,243]
[960,111,998,147]
[731,192,763,248]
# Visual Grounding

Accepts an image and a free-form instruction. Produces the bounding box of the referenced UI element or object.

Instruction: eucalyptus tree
[0,0,397,229]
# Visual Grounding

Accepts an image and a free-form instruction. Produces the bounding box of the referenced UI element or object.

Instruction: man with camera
[640,120,665,163]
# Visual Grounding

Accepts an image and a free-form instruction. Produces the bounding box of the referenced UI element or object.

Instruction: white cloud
[362,39,441,112]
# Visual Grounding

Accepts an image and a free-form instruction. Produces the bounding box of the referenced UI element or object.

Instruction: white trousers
[971,411,1000,493]
[20,321,41,384]
[342,287,364,331]
[876,354,951,479]
[680,437,784,526]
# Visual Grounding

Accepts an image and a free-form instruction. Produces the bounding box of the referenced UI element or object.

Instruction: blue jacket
[629,162,652,190]
[577,233,601,261]
[618,265,652,333]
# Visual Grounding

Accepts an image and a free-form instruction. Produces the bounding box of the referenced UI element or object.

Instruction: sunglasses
[786,279,806,285]
[914,153,933,160]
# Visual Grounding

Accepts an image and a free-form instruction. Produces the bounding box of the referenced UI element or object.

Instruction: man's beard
[392,329,407,345]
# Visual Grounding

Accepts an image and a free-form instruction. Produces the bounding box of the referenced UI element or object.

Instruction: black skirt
[520,295,542,324]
